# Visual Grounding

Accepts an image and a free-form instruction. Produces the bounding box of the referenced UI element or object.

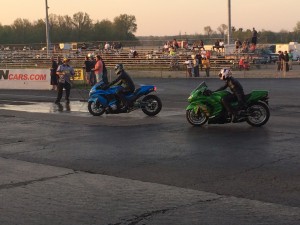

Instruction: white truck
[276,42,300,61]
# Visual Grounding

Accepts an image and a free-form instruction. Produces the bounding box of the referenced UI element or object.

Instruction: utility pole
[45,0,50,56]
[227,0,231,44]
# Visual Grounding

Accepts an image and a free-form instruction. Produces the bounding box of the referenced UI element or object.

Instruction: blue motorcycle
[88,82,162,116]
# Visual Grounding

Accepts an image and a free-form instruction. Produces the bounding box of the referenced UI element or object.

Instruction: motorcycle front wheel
[246,102,270,127]
[88,101,105,116]
[186,109,208,126]
[141,95,162,116]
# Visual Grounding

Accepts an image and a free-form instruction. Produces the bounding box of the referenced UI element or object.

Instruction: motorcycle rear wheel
[141,95,162,116]
[246,102,270,127]
[88,101,105,116]
[186,109,208,126]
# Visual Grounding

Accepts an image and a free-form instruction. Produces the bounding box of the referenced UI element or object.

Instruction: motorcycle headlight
[89,89,95,96]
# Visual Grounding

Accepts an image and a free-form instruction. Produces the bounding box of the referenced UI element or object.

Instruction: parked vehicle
[186,82,270,127]
[276,42,300,61]
[88,82,162,116]
[251,48,278,64]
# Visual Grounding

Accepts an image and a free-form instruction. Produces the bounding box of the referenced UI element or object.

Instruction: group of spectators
[234,28,258,53]
[277,50,293,72]
[102,42,123,53]
[184,53,211,77]
[82,54,108,85]
[49,54,108,104]
[163,39,206,53]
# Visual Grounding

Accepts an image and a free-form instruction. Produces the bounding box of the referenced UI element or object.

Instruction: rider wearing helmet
[215,68,245,122]
[108,64,135,109]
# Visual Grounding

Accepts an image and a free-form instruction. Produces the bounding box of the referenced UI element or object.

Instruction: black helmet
[114,63,124,75]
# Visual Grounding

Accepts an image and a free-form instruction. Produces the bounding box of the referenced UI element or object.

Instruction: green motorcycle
[186,82,270,127]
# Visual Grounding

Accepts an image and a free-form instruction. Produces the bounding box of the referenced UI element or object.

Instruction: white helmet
[219,68,232,80]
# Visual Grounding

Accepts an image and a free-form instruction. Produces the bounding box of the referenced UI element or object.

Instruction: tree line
[140,23,300,48]
[0,11,300,47]
[0,12,138,45]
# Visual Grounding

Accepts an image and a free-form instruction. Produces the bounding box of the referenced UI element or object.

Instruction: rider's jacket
[215,76,244,96]
[109,70,135,93]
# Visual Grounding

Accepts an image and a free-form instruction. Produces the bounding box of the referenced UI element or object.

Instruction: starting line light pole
[45,0,50,57]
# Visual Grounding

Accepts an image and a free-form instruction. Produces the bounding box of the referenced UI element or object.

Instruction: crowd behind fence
[0,44,297,77]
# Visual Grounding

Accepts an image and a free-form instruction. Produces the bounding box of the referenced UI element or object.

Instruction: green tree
[293,21,300,33]
[12,18,32,43]
[72,12,93,41]
[217,24,228,38]
[113,14,137,40]
[93,19,114,41]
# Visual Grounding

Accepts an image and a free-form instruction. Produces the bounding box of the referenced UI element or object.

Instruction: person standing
[202,57,211,77]
[92,55,103,83]
[184,57,193,77]
[283,51,290,72]
[101,56,108,84]
[277,51,284,71]
[288,50,293,70]
[89,55,96,86]
[251,27,258,50]
[192,54,199,77]
[50,56,58,90]
[83,55,93,86]
[55,58,75,104]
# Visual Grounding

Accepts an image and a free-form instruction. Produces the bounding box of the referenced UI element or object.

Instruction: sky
[0,0,299,36]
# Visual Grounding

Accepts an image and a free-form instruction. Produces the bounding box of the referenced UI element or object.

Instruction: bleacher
[0,47,241,71]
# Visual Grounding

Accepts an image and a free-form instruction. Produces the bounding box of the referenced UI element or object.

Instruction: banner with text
[0,68,84,90]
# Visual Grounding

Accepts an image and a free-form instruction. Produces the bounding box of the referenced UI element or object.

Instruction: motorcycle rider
[108,64,135,110]
[215,68,245,122]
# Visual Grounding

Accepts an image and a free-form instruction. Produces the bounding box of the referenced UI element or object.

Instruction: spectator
[277,51,284,71]
[55,58,75,104]
[235,39,242,53]
[196,53,203,71]
[184,57,193,77]
[88,55,96,85]
[50,56,58,90]
[92,55,104,83]
[101,56,108,84]
[115,42,122,50]
[202,57,211,77]
[192,54,199,77]
[213,40,220,52]
[288,50,293,70]
[104,42,110,52]
[206,50,211,59]
[219,40,225,52]
[169,47,176,56]
[283,51,289,72]
[251,27,258,46]
[173,39,179,50]
[83,55,94,86]
[242,40,249,53]
[163,42,169,52]
[199,40,205,50]
[129,48,138,58]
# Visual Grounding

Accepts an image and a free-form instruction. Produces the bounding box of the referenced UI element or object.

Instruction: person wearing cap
[55,57,75,104]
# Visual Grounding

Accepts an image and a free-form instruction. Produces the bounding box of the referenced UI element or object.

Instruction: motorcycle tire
[88,101,105,116]
[186,109,208,126]
[246,101,270,127]
[141,95,162,116]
